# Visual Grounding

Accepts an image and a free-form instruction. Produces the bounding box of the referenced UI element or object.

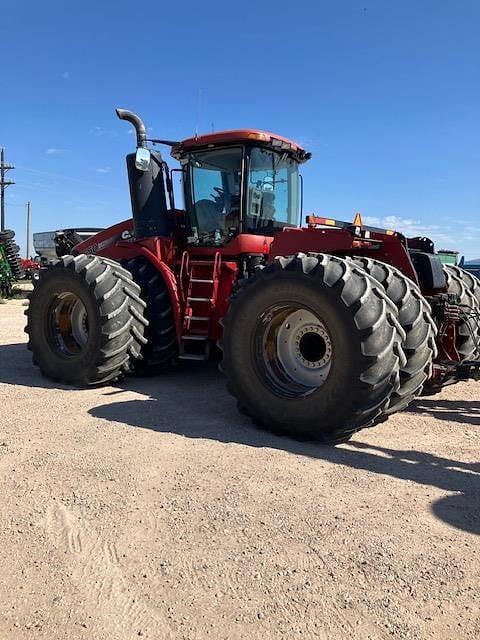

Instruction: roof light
[247,132,267,141]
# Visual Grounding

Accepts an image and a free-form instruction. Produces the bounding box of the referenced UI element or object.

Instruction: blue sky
[1,0,479,258]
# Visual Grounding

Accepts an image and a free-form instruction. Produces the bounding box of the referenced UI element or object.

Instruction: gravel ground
[0,300,479,640]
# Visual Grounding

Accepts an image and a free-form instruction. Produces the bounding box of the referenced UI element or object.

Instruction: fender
[132,246,182,340]
[75,219,135,255]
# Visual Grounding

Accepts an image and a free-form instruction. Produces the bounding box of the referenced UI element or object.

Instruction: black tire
[25,254,148,385]
[445,265,480,360]
[447,265,480,304]
[0,229,15,242]
[444,265,479,361]
[123,256,178,375]
[220,253,405,443]
[350,257,437,414]
[0,281,12,298]
[1,237,24,279]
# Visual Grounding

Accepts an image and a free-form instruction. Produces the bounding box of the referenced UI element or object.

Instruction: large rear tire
[123,256,178,375]
[220,253,405,443]
[25,254,148,385]
[350,257,437,414]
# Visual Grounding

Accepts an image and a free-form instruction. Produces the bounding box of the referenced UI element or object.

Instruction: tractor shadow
[0,342,478,535]
[0,342,80,391]
[408,397,480,425]
[87,362,480,536]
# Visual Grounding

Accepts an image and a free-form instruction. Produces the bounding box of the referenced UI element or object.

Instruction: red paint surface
[72,215,461,381]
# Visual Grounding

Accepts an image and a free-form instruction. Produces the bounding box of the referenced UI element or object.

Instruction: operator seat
[261,191,275,220]
[195,199,221,232]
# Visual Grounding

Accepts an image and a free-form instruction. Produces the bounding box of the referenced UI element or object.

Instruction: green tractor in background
[0,243,13,298]
[437,249,459,267]
[0,229,24,298]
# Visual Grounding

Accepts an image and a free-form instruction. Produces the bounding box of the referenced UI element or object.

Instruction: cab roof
[171,129,311,163]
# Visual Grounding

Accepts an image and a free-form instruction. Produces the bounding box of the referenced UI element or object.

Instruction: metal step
[189,260,216,265]
[178,353,209,361]
[182,334,208,341]
[191,278,214,283]
[187,296,211,302]
[185,315,209,321]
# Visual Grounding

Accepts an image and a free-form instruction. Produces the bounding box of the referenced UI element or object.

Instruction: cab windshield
[245,147,299,234]
[186,145,300,245]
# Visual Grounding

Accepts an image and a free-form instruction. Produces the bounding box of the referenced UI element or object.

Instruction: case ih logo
[85,237,115,255]
[86,229,133,254]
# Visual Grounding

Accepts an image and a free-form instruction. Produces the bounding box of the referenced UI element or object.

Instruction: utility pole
[26,201,31,259]
[0,147,15,231]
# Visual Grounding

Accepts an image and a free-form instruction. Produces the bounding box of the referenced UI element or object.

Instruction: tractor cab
[171,130,311,246]
[114,109,310,247]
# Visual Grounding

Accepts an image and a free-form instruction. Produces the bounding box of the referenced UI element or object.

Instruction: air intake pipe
[116,108,172,239]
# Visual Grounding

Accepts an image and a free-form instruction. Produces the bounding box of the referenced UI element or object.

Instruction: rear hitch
[455,361,480,382]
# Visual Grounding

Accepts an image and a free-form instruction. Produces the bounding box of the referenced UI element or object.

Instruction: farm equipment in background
[33,228,104,265]
[21,257,41,281]
[459,256,480,280]
[0,229,24,297]
[437,249,459,266]
[0,243,13,298]
[26,109,480,443]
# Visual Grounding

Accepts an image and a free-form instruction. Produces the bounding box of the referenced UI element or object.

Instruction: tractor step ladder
[179,253,221,361]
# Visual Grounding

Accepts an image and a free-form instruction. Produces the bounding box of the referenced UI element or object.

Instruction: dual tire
[220,253,420,443]
[26,254,178,384]
[29,251,474,443]
[26,255,148,385]
[122,257,178,374]
[443,265,480,361]
[349,257,437,415]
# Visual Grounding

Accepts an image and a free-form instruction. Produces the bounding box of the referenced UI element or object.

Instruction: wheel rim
[48,292,89,356]
[255,305,333,398]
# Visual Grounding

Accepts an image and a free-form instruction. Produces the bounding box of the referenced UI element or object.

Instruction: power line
[0,147,15,231]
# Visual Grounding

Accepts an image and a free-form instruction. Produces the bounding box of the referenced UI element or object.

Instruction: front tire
[25,254,148,385]
[220,253,405,443]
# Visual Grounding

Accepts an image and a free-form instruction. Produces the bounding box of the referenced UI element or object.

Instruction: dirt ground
[0,299,478,640]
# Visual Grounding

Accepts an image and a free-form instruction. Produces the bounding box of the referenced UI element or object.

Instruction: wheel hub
[259,306,333,396]
[297,326,330,367]
[48,292,89,356]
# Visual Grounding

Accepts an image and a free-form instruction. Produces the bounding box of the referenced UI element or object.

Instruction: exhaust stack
[116,108,148,148]
[116,108,172,240]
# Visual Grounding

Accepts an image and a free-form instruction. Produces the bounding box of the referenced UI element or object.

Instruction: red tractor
[26,109,480,443]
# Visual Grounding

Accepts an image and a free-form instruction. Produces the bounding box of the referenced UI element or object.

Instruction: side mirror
[135,147,151,171]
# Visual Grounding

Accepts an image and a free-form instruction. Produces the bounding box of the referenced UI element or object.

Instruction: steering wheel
[210,186,226,211]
